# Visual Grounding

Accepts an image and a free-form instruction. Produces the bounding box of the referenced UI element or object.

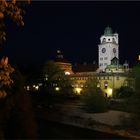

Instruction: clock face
[102,48,106,53]
[113,48,116,53]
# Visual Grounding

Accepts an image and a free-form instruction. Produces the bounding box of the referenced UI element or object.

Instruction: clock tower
[98,26,119,71]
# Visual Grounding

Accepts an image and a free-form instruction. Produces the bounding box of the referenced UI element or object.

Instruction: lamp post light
[97,83,100,88]
[55,87,60,91]
[107,88,113,97]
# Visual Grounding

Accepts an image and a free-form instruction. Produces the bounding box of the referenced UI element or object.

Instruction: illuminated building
[53,27,132,97]
[54,50,73,75]
[98,26,119,72]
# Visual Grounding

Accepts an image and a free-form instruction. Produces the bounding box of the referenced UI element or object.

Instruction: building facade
[98,27,119,72]
[53,27,131,97]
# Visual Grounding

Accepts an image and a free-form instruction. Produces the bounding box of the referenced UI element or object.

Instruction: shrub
[81,92,108,113]
[80,82,108,113]
[115,86,134,99]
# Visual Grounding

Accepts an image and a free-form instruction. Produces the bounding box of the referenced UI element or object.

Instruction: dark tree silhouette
[0,0,30,43]
[0,64,37,139]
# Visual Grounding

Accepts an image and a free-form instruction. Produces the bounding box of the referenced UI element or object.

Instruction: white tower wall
[98,27,119,71]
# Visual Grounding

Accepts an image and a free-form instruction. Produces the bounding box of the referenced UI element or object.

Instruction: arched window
[113,38,116,43]
[102,38,106,43]
[104,81,108,89]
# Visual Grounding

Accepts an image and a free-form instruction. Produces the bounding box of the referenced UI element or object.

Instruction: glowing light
[139,55,140,61]
[74,88,82,94]
[55,87,60,91]
[65,71,70,75]
[35,86,39,90]
[27,86,30,91]
[97,83,100,88]
[106,88,113,97]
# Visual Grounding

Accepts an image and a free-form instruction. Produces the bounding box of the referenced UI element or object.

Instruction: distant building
[52,27,133,97]
[98,26,119,72]
[54,50,73,75]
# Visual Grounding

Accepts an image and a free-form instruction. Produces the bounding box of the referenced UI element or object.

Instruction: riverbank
[37,118,130,139]
[36,106,140,139]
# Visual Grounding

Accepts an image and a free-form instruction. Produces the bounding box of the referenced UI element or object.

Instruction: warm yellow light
[65,71,70,75]
[97,83,100,88]
[35,86,39,90]
[139,55,140,61]
[27,86,30,91]
[55,87,60,91]
[106,88,113,97]
[74,88,82,94]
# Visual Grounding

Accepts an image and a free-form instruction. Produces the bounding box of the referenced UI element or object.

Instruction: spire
[104,26,113,36]
[56,50,63,59]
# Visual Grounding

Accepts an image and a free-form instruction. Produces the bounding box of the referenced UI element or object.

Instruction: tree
[42,60,73,96]
[126,62,140,113]
[121,62,140,129]
[0,0,30,43]
[0,1,38,138]
[115,86,134,99]
[0,57,14,98]
[0,58,37,139]
[80,78,108,113]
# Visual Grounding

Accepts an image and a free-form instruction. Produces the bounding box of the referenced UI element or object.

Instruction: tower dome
[104,26,113,36]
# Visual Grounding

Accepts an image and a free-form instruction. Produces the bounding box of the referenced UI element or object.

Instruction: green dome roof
[104,26,113,35]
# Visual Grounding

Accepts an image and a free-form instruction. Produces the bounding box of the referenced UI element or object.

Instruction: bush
[80,91,108,113]
[115,86,134,99]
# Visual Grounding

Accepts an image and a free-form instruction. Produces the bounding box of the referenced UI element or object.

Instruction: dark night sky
[1,1,140,67]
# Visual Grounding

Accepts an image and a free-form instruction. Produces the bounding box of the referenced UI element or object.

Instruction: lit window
[35,86,39,90]
[65,71,70,75]
[104,81,108,89]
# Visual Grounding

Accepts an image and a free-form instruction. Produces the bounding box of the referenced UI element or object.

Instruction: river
[37,119,130,139]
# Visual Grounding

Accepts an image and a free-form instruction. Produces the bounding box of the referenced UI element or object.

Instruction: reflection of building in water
[54,27,132,97]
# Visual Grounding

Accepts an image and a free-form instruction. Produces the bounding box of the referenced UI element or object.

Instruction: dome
[54,50,70,63]
[104,26,113,36]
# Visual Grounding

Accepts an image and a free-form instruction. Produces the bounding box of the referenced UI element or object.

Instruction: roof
[54,58,70,63]
[106,64,123,69]
[54,50,70,63]
[104,26,113,36]
[72,64,98,73]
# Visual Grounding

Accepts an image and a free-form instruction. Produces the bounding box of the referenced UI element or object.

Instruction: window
[104,63,107,66]
[100,57,103,60]
[104,57,108,60]
[104,81,108,89]
[100,63,103,66]
[116,76,119,80]
[103,38,106,43]
[113,38,116,43]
